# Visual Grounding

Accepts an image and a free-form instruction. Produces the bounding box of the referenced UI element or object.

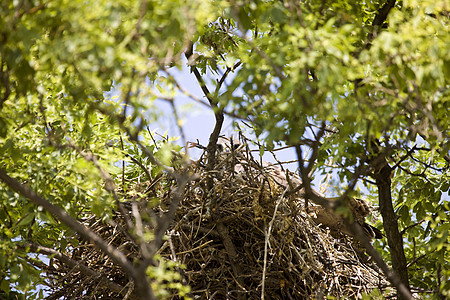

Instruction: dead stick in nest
[27,242,137,299]
[261,188,288,299]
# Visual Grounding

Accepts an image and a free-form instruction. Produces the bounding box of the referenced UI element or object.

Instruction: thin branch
[131,202,152,260]
[26,242,136,299]
[185,44,214,106]
[392,145,417,171]
[397,165,432,183]
[400,219,426,236]
[146,126,159,150]
[214,61,242,97]
[294,122,327,210]
[126,154,152,182]
[61,140,134,231]
[261,188,288,299]
[0,167,157,299]
[151,175,190,254]
[97,105,178,179]
[0,168,137,280]
[120,136,125,190]
[409,153,448,172]
[305,121,326,176]
[169,99,187,148]
[184,42,224,188]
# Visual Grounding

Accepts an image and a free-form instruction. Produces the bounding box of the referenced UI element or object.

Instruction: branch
[292,131,412,298]
[56,140,135,233]
[126,153,152,182]
[400,219,426,236]
[185,44,246,295]
[391,145,417,171]
[97,105,179,179]
[343,217,413,300]
[374,162,411,299]
[185,43,214,106]
[27,242,136,299]
[372,0,397,27]
[261,188,288,299]
[169,98,187,147]
[0,167,137,280]
[184,42,224,188]
[0,167,157,299]
[294,122,327,210]
[397,165,432,183]
[151,176,189,253]
[214,61,242,97]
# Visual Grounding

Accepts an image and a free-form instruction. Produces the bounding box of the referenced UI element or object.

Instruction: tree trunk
[374,164,411,299]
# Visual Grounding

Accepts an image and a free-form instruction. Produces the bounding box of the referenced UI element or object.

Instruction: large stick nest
[44,140,389,299]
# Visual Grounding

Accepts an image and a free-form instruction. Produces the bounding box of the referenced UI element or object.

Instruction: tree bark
[374,164,411,299]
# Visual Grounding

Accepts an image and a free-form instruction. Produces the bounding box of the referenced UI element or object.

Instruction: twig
[26,242,136,299]
[261,188,288,299]
[126,153,152,182]
[0,167,148,295]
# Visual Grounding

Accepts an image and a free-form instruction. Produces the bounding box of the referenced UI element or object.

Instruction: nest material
[44,143,389,299]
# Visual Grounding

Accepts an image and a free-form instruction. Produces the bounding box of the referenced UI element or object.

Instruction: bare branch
[0,167,156,299]
[0,168,137,280]
[169,98,187,148]
[184,42,224,189]
[215,61,242,97]
[261,188,288,299]
[392,145,417,171]
[27,242,136,299]
[151,176,189,253]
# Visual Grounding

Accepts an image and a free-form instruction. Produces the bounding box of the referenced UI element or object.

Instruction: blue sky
[146,60,339,195]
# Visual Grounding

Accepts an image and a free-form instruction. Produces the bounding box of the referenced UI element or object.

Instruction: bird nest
[43,142,390,299]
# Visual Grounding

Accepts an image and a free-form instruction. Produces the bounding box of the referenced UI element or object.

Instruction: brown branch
[97,105,179,179]
[0,168,139,281]
[14,0,46,19]
[292,129,412,298]
[294,122,326,210]
[305,121,326,176]
[343,217,413,300]
[409,153,448,172]
[26,242,137,298]
[59,140,135,234]
[151,176,189,253]
[392,145,417,171]
[0,167,156,299]
[397,165,432,183]
[364,0,397,47]
[372,0,397,27]
[184,43,247,297]
[184,42,224,188]
[400,219,426,236]
[215,61,242,97]
[169,99,187,147]
[120,136,126,190]
[185,44,214,106]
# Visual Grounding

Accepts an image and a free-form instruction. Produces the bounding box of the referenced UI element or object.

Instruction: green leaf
[16,213,35,227]
[238,8,252,31]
